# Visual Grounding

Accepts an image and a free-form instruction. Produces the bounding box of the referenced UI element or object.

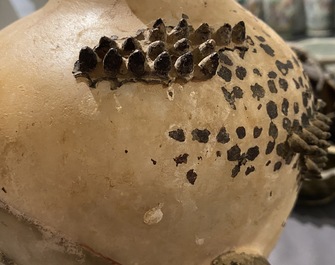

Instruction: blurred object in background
[304,0,334,37]
[263,0,305,39]
[238,0,335,40]
[0,0,47,30]
[290,45,335,206]
[237,0,264,18]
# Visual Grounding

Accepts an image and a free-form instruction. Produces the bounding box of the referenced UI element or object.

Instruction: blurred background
[1,0,335,265]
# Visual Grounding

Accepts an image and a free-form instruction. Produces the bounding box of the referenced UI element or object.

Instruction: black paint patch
[293,55,300,67]
[302,92,309,107]
[251,83,265,100]
[186,169,197,185]
[253,126,263,138]
[301,113,309,126]
[255,35,266,42]
[306,107,312,117]
[299,77,304,87]
[235,66,247,80]
[246,146,260,161]
[276,142,292,163]
[219,53,234,66]
[245,166,255,175]
[281,98,289,116]
[274,161,282,171]
[293,102,299,114]
[293,78,300,89]
[266,101,278,119]
[231,164,241,178]
[221,86,243,110]
[236,126,246,139]
[216,127,230,144]
[268,71,277,79]
[279,78,289,91]
[151,159,157,165]
[292,119,302,133]
[253,68,262,76]
[227,144,241,161]
[267,80,278,93]
[217,66,232,82]
[265,141,275,155]
[169,129,185,142]
[192,129,211,143]
[260,43,275,57]
[283,118,292,132]
[275,60,294,76]
[174,153,189,166]
[246,36,255,46]
[216,151,222,157]
[268,122,278,139]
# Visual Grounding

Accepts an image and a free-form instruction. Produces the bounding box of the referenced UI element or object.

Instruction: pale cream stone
[0,0,315,264]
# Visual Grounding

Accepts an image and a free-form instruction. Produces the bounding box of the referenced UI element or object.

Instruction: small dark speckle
[192,128,211,143]
[266,160,271,166]
[198,156,203,160]
[257,104,262,110]
[216,151,222,157]
[274,161,282,171]
[124,150,129,154]
[2,187,7,193]
[245,166,255,176]
[174,153,189,166]
[151,159,157,165]
[270,191,273,197]
[186,169,197,185]
[236,126,246,139]
[169,129,185,142]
